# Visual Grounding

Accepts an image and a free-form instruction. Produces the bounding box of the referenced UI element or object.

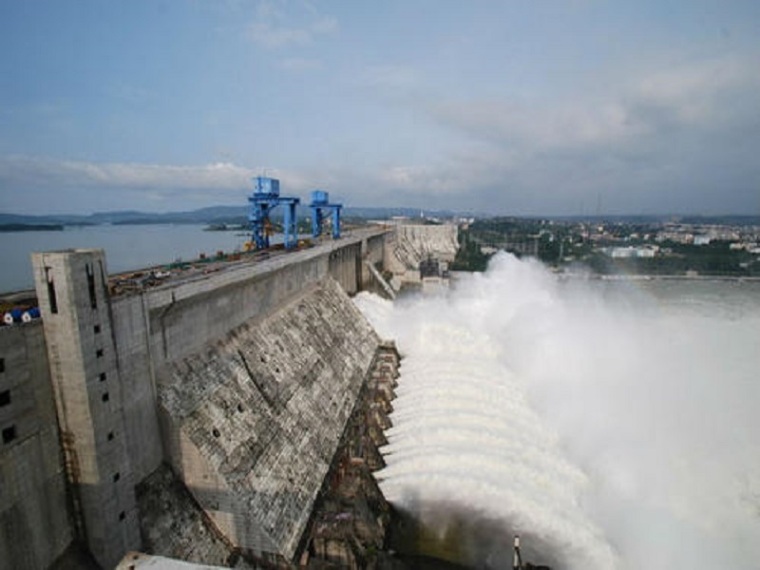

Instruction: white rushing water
[354,253,760,570]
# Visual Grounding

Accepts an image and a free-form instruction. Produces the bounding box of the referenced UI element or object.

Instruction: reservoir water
[355,253,760,570]
[0,224,248,293]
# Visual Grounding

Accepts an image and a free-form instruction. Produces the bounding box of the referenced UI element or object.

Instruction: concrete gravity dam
[0,223,459,570]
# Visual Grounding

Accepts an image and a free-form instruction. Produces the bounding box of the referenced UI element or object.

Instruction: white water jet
[355,252,760,570]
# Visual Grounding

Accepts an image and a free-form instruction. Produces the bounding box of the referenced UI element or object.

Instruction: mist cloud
[356,254,760,569]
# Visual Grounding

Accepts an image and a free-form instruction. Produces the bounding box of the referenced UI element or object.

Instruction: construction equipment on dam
[248,176,300,250]
[309,189,342,239]
[247,177,345,251]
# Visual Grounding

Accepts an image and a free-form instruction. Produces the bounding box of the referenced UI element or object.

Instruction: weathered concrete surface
[110,294,165,487]
[137,229,387,365]
[383,224,458,286]
[158,277,380,563]
[135,464,254,569]
[32,250,141,570]
[0,322,73,570]
[110,229,388,487]
[116,551,228,570]
[9,227,406,569]
[302,343,400,570]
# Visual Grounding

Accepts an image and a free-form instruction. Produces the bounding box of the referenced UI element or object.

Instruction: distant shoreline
[558,272,760,282]
[0,223,63,232]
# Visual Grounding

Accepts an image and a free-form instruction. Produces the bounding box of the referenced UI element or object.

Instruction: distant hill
[0,223,64,232]
[1,208,756,227]
[533,214,760,226]
[0,207,249,227]
[677,215,760,226]
[0,205,465,227]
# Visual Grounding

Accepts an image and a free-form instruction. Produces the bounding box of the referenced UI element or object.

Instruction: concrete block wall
[328,241,362,294]
[135,464,249,568]
[158,277,380,562]
[0,322,72,570]
[109,295,164,484]
[365,233,386,267]
[360,233,386,290]
[384,224,459,284]
[31,250,140,569]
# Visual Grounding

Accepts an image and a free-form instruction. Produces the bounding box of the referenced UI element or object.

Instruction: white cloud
[359,64,419,91]
[635,56,749,104]
[249,21,310,49]
[310,15,337,35]
[0,156,255,191]
[278,57,322,71]
[378,164,472,196]
[0,156,324,213]
[428,54,760,155]
[328,55,760,214]
[248,1,338,49]
[432,99,643,150]
[630,55,760,127]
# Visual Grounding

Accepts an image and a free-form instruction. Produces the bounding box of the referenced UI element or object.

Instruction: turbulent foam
[354,252,760,570]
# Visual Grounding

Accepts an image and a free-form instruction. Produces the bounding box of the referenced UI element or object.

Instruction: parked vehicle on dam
[2,305,40,325]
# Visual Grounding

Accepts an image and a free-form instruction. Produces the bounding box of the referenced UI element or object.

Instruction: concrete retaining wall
[384,224,458,284]
[0,322,72,570]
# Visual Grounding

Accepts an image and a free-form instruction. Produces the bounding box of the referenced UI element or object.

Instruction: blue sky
[1,1,759,215]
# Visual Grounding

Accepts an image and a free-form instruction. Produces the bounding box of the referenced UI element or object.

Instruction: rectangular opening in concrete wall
[99,372,107,382]
[107,431,114,441]
[96,349,104,358]
[102,393,109,402]
[0,390,9,407]
[119,511,125,521]
[99,261,108,298]
[45,267,58,314]
[2,425,17,444]
[113,472,120,482]
[94,325,101,334]
[0,357,4,373]
[86,264,97,309]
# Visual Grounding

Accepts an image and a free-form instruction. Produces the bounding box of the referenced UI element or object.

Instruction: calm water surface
[0,224,248,292]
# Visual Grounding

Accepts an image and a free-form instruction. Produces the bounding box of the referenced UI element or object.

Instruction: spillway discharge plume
[354,252,760,570]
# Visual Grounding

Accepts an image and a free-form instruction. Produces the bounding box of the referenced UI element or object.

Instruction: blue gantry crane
[248,176,300,250]
[309,190,342,240]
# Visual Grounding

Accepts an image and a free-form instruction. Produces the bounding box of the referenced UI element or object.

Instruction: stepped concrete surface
[158,277,380,562]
